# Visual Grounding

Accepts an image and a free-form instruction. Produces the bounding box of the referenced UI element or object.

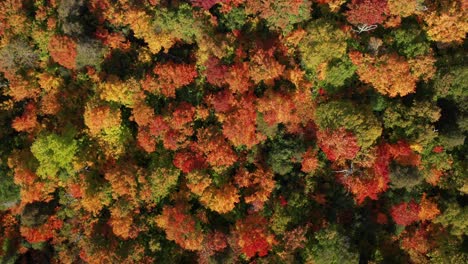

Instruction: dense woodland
[0,0,467,263]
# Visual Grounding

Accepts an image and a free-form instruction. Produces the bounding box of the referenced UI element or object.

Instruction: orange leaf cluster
[104,162,138,201]
[423,1,468,43]
[349,51,417,97]
[226,62,252,94]
[108,205,139,239]
[400,225,434,255]
[155,204,204,251]
[301,147,319,173]
[12,102,37,132]
[387,140,421,167]
[142,63,198,98]
[235,166,275,209]
[418,194,440,221]
[338,144,391,204]
[199,184,240,214]
[195,127,238,168]
[20,215,62,243]
[48,35,77,69]
[249,49,285,85]
[221,93,266,148]
[257,89,299,127]
[6,76,41,102]
[84,105,121,136]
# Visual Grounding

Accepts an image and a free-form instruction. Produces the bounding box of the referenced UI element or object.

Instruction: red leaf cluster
[338,144,390,204]
[390,200,420,226]
[317,128,360,162]
[234,215,276,258]
[346,0,389,25]
[221,93,266,148]
[173,148,207,173]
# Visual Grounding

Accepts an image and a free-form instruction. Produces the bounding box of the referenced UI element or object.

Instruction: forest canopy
[0,0,467,263]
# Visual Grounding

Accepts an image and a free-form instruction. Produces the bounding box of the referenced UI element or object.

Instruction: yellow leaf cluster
[99,75,141,107]
[424,2,468,43]
[199,184,240,214]
[126,10,175,53]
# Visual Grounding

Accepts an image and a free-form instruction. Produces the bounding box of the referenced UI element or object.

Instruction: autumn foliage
[48,35,77,69]
[0,0,465,262]
[349,51,417,97]
[346,0,389,25]
[234,215,276,258]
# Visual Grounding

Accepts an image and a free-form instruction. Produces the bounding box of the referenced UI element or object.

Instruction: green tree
[30,132,78,180]
[299,19,348,72]
[315,100,382,150]
[303,226,359,264]
[0,168,19,210]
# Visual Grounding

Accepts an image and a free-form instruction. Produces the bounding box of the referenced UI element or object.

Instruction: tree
[387,0,419,17]
[418,194,440,222]
[303,225,359,264]
[314,100,382,150]
[383,101,440,148]
[48,35,77,69]
[423,1,468,43]
[233,214,276,258]
[301,147,319,173]
[198,184,240,214]
[248,48,285,85]
[155,203,205,251]
[234,166,275,209]
[12,102,37,133]
[390,200,420,226]
[108,202,139,239]
[299,19,348,72]
[244,0,311,35]
[266,135,305,176]
[349,51,417,97]
[391,26,431,58]
[194,127,238,168]
[99,75,141,107]
[84,105,121,136]
[144,62,198,98]
[317,128,360,163]
[433,202,468,236]
[221,93,266,148]
[30,132,78,181]
[346,0,389,26]
[0,38,39,73]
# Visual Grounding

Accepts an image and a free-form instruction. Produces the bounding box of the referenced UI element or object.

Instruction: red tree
[346,0,389,25]
[390,200,420,226]
[173,148,207,173]
[234,215,276,258]
[317,128,360,163]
